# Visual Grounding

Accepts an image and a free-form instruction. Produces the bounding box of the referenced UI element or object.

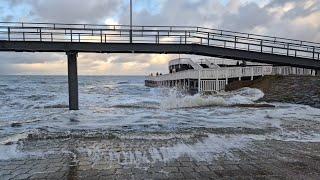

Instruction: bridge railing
[0,22,319,60]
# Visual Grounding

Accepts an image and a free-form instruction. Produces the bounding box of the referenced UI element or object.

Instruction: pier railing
[272,66,316,76]
[0,22,319,60]
[146,66,273,81]
[146,66,315,82]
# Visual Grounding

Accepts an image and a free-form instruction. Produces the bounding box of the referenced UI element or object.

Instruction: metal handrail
[1,22,319,46]
[0,22,318,47]
[0,22,319,60]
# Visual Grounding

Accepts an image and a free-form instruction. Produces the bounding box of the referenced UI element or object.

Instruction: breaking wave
[159,87,265,109]
[110,87,266,110]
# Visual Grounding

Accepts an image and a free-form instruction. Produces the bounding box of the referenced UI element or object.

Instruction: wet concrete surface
[1,133,320,180]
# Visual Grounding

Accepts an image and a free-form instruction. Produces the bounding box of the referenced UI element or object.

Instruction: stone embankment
[226,75,320,108]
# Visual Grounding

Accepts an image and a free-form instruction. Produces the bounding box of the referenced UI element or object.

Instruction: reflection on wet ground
[1,130,320,179]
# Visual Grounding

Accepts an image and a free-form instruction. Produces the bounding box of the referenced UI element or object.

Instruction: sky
[0,0,319,75]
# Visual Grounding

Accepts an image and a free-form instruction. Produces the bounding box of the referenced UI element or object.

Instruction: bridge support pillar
[67,51,79,110]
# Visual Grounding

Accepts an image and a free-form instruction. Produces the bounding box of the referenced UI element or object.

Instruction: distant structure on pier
[145,58,316,93]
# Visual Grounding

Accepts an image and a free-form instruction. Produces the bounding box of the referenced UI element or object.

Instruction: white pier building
[145,58,316,93]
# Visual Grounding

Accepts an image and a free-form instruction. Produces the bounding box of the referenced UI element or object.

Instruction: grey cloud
[119,0,219,26]
[265,0,300,7]
[26,0,123,23]
[283,1,320,19]
[109,54,156,64]
[3,15,14,22]
[0,52,64,64]
[262,0,320,41]
[220,3,272,31]
[265,0,320,20]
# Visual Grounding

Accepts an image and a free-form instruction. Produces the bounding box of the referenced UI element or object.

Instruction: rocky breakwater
[226,75,320,108]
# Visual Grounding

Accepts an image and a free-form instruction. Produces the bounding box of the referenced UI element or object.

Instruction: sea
[0,75,320,162]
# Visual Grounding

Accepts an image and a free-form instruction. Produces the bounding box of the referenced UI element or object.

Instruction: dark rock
[231,104,276,108]
[44,104,69,109]
[11,122,22,127]
[4,141,14,145]
[226,75,320,108]
[70,118,80,122]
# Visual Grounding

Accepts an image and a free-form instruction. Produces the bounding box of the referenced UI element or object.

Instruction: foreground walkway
[1,132,320,180]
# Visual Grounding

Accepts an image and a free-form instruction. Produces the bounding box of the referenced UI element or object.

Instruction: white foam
[80,134,255,167]
[159,88,265,109]
[0,144,59,160]
[0,132,29,145]
[158,134,251,162]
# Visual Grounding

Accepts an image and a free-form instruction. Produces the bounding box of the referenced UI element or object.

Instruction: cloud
[17,0,123,23]
[0,52,64,64]
[0,0,319,75]
[221,3,272,31]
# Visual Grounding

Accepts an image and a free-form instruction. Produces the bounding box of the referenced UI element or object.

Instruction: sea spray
[159,87,265,109]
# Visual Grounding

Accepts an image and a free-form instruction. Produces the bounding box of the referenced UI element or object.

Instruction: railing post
[39,28,42,41]
[185,31,187,44]
[216,79,219,91]
[234,36,237,49]
[142,26,144,37]
[287,43,289,56]
[251,67,254,80]
[51,33,53,42]
[313,47,315,59]
[79,34,81,42]
[207,32,210,46]
[100,30,103,43]
[260,40,263,52]
[129,27,133,43]
[23,32,25,41]
[8,27,10,41]
[70,29,73,42]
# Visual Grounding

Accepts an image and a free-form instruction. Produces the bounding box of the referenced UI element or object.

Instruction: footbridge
[0,22,319,110]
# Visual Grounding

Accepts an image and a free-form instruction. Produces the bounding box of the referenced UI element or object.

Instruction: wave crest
[160,88,265,109]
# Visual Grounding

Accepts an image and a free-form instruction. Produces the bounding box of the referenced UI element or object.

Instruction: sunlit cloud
[0,0,319,75]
